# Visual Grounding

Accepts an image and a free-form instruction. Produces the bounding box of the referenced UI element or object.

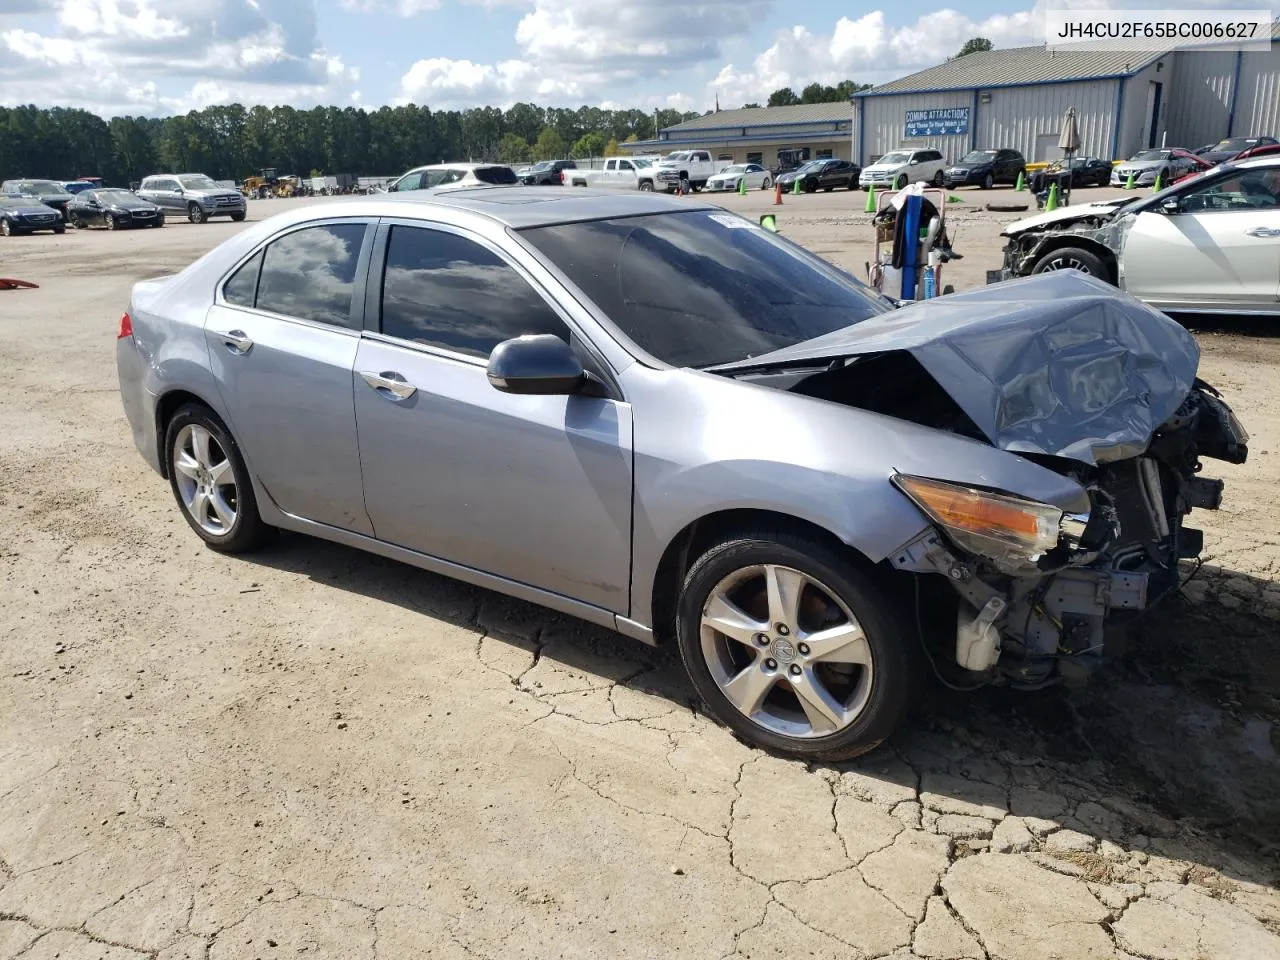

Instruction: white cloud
[0,0,360,115]
[397,0,767,108]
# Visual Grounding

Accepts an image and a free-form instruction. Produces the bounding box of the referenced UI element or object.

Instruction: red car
[1230,142,1280,162]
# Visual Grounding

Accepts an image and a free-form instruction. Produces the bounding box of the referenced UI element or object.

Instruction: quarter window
[223,250,263,308]
[256,223,365,326]
[379,225,571,359]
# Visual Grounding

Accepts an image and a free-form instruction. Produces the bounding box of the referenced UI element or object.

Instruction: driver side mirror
[486,334,586,396]
[1160,198,1180,215]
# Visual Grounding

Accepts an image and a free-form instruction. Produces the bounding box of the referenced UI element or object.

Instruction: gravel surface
[1,192,1277,959]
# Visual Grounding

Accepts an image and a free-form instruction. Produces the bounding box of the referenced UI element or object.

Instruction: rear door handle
[360,370,417,400]
[220,330,253,354]
[1244,226,1280,237]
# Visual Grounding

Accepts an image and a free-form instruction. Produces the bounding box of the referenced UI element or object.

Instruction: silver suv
[137,173,246,224]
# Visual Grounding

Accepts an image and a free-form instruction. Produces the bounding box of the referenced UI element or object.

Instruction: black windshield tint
[960,151,997,162]
[519,210,890,369]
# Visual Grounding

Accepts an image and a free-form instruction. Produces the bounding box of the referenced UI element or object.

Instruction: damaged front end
[710,271,1250,689]
[888,377,1247,687]
[993,198,1133,283]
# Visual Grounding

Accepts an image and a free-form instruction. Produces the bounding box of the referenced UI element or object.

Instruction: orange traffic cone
[773,182,783,205]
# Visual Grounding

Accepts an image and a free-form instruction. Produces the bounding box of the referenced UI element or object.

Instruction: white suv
[387,163,519,193]
[859,149,947,191]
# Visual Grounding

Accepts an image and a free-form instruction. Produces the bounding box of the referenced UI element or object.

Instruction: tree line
[0,103,701,186]
[0,82,872,187]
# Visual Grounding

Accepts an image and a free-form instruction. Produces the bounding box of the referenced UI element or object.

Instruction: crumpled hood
[710,271,1199,465]
[1001,198,1129,236]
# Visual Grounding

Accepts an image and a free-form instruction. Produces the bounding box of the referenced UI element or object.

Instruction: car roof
[377,185,705,228]
[408,162,507,173]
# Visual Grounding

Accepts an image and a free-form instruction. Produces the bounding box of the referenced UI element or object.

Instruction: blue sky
[0,0,1216,116]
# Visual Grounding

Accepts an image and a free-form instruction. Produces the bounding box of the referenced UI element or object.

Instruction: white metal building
[620,103,853,170]
[852,35,1280,165]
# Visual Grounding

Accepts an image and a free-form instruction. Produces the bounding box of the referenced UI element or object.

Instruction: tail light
[118,311,133,339]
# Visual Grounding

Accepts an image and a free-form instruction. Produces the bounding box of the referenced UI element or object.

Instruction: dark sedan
[520,159,576,185]
[0,196,66,236]
[0,179,73,221]
[1029,156,1114,193]
[68,188,165,230]
[775,158,860,192]
[943,149,1025,189]
[1196,136,1278,165]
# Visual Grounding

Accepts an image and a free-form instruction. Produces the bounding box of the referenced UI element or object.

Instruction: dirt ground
[1,189,1277,960]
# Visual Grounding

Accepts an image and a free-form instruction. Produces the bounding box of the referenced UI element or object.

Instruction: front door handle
[220,330,253,354]
[360,370,417,400]
[1244,226,1280,238]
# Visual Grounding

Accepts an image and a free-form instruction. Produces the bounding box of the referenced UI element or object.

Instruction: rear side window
[255,223,365,327]
[223,250,263,307]
[380,225,571,358]
[473,166,518,185]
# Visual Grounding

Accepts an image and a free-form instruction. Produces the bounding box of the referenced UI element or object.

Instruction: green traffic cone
[1015,171,1025,192]
[1045,182,1058,211]
[946,194,964,203]
[1153,171,1163,191]
[738,176,747,196]
[1125,171,1135,190]
[792,178,801,195]
[759,214,778,232]
[864,183,876,213]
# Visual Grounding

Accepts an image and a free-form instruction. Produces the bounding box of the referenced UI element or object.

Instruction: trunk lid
[709,271,1199,466]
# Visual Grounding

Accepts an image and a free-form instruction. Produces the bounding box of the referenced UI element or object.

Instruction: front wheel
[932,170,945,187]
[53,225,65,235]
[894,174,907,190]
[1031,245,1111,283]
[188,203,207,224]
[105,213,117,230]
[230,211,246,222]
[982,172,995,189]
[164,405,269,553]
[761,176,772,190]
[2,219,14,237]
[675,531,914,761]
[639,180,654,192]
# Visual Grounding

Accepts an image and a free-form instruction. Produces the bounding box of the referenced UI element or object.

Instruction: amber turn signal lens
[893,474,1063,558]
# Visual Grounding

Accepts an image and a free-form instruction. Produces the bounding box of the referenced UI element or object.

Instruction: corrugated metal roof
[662,101,851,133]
[861,45,1164,96]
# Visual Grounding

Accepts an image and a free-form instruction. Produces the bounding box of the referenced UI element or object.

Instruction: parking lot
[1,191,1278,959]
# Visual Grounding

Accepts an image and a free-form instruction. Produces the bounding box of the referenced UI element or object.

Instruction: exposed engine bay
[710,271,1250,689]
[996,199,1133,281]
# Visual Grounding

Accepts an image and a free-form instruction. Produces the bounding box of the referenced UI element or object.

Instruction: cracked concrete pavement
[2,195,1278,959]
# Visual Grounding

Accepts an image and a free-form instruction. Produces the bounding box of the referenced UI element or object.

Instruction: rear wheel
[164,404,269,553]
[675,531,915,761]
[932,170,945,187]
[894,173,907,190]
[762,175,772,190]
[188,203,206,224]
[1031,245,1111,282]
[982,172,995,189]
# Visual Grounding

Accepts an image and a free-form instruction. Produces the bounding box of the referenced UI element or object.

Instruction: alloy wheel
[1040,254,1094,275]
[172,424,238,536]
[699,564,874,738]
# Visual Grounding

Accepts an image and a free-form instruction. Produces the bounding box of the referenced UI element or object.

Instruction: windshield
[473,166,518,185]
[876,152,910,165]
[1130,150,1167,162]
[633,159,653,168]
[519,210,890,369]
[97,189,138,202]
[179,175,218,190]
[16,180,68,194]
[5,197,50,208]
[1212,138,1255,151]
[664,152,691,162]
[721,165,748,174]
[959,150,998,163]
[797,160,827,172]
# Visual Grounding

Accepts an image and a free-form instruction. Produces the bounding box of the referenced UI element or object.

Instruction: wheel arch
[153,389,220,478]
[1028,234,1119,284]
[649,508,881,646]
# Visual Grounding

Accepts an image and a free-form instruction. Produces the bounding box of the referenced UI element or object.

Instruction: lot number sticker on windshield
[707,213,758,229]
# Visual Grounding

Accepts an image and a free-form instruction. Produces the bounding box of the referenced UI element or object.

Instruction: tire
[679,176,690,195]
[1031,245,1111,282]
[639,180,654,192]
[932,170,945,187]
[823,185,834,192]
[188,203,206,224]
[164,404,269,554]
[675,530,915,761]
[152,217,164,228]
[68,212,81,228]
[894,174,907,190]
[762,176,772,190]
[982,172,995,190]
[231,211,246,222]
[105,213,116,230]
[848,177,857,190]
[1097,173,1109,187]
[53,226,65,235]
[2,218,12,237]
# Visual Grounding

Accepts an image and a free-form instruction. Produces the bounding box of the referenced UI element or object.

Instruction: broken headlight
[892,474,1082,572]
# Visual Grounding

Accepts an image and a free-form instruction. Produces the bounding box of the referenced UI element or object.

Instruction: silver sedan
[117,188,1246,759]
[705,163,773,192]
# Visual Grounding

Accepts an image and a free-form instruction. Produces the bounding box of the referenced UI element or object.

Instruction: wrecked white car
[993,156,1280,316]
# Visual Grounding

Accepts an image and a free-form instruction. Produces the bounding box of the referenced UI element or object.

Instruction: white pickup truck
[565,157,662,191]
[652,150,732,192]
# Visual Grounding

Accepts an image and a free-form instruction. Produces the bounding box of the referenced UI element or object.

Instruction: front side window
[519,210,890,369]
[380,225,571,359]
[1179,168,1280,212]
[255,223,365,326]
